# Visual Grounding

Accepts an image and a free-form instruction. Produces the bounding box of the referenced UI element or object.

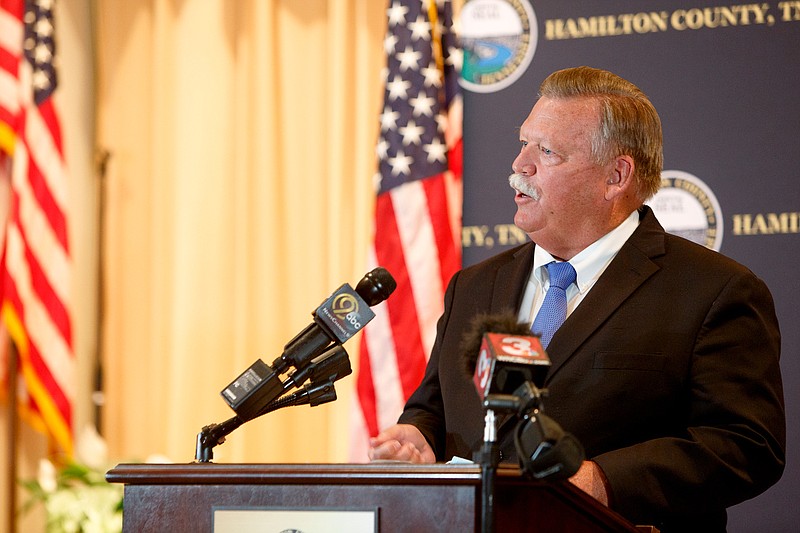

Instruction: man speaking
[368,66,785,532]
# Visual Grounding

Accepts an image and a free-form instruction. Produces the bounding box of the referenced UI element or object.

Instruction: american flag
[352,0,462,459]
[0,0,74,455]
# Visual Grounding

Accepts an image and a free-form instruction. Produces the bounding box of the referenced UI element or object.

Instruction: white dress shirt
[518,210,641,325]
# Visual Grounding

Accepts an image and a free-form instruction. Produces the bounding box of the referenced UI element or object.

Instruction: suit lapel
[483,243,536,446]
[490,243,535,314]
[544,207,667,380]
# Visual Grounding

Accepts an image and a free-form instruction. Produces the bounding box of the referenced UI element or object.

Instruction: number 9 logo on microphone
[332,293,359,318]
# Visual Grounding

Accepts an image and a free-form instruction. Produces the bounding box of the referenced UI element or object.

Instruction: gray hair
[540,66,663,201]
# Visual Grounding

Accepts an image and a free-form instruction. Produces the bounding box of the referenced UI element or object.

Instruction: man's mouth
[508,173,539,200]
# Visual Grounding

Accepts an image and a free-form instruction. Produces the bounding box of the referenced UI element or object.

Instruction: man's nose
[512,152,534,175]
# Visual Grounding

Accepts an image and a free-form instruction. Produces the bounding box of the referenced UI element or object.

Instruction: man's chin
[513,212,539,235]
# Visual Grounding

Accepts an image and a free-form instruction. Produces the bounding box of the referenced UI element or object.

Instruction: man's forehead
[521,97,600,134]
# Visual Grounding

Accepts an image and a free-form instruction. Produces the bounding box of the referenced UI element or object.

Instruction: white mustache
[508,173,540,200]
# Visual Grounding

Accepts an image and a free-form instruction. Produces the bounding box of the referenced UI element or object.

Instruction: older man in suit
[368,66,785,532]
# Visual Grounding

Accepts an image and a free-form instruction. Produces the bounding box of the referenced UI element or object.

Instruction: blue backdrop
[459,1,799,530]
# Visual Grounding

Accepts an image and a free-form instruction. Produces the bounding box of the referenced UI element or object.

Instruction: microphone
[461,312,533,376]
[463,312,584,480]
[256,345,353,415]
[461,312,551,401]
[284,344,353,390]
[463,313,550,533]
[195,344,355,462]
[274,266,397,373]
[220,267,396,421]
[515,409,584,481]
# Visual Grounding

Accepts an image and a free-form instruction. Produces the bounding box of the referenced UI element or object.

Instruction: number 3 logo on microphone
[500,336,534,356]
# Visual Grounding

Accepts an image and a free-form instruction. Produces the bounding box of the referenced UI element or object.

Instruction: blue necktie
[531,261,577,348]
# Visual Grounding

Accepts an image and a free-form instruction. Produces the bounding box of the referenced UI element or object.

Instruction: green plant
[19,425,123,533]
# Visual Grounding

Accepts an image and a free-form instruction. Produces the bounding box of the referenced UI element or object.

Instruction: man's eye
[520,140,528,148]
[541,146,553,155]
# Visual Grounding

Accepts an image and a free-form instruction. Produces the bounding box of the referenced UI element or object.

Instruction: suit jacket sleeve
[590,262,785,528]
[397,268,463,459]
[397,243,533,460]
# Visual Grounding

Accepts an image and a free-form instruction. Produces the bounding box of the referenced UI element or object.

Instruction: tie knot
[546,261,576,290]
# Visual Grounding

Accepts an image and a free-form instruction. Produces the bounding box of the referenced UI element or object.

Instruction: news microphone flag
[221,273,392,422]
[0,0,75,455]
[351,0,462,460]
[473,332,551,403]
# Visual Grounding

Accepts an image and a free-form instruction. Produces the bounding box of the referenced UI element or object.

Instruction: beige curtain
[96,0,386,463]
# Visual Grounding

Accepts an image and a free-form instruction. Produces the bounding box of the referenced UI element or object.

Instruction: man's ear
[604,155,635,200]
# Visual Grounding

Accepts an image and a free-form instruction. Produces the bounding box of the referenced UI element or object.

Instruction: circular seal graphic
[646,170,723,251]
[459,0,538,93]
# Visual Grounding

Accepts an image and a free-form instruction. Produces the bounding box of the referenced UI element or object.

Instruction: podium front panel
[107,463,641,532]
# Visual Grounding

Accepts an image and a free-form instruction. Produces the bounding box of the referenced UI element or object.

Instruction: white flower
[37,459,58,493]
[74,484,123,533]
[45,489,82,532]
[23,426,125,533]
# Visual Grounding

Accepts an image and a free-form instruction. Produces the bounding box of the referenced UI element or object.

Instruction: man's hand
[368,424,436,463]
[569,460,610,506]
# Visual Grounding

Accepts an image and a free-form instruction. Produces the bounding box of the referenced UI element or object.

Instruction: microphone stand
[474,408,499,533]
[195,346,352,462]
[195,415,244,463]
[194,380,339,463]
[478,383,547,533]
[194,380,339,462]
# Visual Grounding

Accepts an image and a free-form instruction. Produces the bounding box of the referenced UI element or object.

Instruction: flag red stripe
[0,109,15,135]
[3,0,20,18]
[3,274,71,425]
[422,173,459,293]
[23,342,71,426]
[16,224,72,344]
[373,193,428,397]
[26,149,69,249]
[448,137,463,177]
[0,47,18,70]
[35,99,64,153]
[356,334,379,437]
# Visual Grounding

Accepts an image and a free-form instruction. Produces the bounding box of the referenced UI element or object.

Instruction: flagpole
[93,149,111,434]
[6,343,19,533]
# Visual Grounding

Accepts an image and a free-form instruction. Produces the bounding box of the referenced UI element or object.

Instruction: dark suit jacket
[398,206,785,532]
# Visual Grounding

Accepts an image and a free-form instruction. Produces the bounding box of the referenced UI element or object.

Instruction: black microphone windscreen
[461,312,533,375]
[356,267,397,306]
[515,412,585,481]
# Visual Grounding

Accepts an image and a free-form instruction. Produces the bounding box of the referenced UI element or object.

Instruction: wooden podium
[107,462,645,532]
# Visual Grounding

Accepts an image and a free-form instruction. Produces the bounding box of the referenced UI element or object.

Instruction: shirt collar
[533,210,640,292]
